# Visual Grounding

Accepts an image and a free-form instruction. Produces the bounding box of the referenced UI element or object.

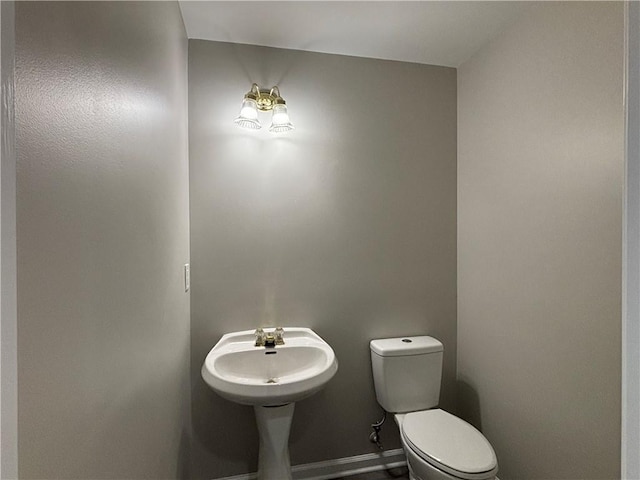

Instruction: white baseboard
[213,448,407,480]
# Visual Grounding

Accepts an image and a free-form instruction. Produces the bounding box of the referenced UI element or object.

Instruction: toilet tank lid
[370,336,443,356]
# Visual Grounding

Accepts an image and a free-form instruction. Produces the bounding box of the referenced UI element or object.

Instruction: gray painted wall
[16,2,190,478]
[457,3,623,479]
[188,41,457,479]
[0,2,17,478]
[623,3,640,477]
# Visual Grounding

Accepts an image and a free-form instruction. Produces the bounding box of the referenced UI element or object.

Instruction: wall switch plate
[184,263,190,292]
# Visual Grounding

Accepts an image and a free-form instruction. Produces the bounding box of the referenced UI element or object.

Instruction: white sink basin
[201,327,338,406]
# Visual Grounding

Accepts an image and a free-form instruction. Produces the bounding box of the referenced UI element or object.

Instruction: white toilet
[370,336,498,480]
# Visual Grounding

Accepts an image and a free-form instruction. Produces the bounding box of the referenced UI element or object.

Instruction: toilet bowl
[395,410,497,480]
[370,336,498,480]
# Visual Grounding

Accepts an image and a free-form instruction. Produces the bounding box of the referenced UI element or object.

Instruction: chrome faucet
[254,327,285,347]
[274,327,285,345]
[254,328,265,347]
[264,332,276,348]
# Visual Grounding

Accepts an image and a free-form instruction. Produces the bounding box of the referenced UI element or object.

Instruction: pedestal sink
[201,327,338,480]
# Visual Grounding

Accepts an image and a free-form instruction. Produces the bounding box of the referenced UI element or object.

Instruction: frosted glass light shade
[234,98,261,130]
[269,104,294,133]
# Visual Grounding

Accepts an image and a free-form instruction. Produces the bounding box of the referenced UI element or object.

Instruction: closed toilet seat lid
[401,409,497,479]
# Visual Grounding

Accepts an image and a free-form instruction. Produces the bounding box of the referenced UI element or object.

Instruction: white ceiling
[178,1,532,68]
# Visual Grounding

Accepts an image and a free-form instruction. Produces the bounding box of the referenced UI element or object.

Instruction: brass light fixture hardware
[234,83,294,133]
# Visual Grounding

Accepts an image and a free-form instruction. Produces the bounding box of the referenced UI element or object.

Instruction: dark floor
[330,466,410,480]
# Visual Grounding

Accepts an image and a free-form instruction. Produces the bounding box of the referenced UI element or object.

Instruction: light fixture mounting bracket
[247,83,285,112]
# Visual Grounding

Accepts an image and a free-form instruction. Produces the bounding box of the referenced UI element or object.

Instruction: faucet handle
[254,328,265,347]
[274,326,285,345]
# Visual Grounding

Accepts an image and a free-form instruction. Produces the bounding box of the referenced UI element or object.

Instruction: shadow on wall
[177,427,191,480]
[456,378,483,432]
[191,378,259,478]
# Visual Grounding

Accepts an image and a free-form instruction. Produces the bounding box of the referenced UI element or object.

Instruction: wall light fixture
[234,83,294,133]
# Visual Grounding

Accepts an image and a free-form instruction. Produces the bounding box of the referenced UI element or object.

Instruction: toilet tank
[370,336,443,413]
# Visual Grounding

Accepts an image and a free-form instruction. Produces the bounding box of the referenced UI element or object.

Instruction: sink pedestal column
[254,403,295,480]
